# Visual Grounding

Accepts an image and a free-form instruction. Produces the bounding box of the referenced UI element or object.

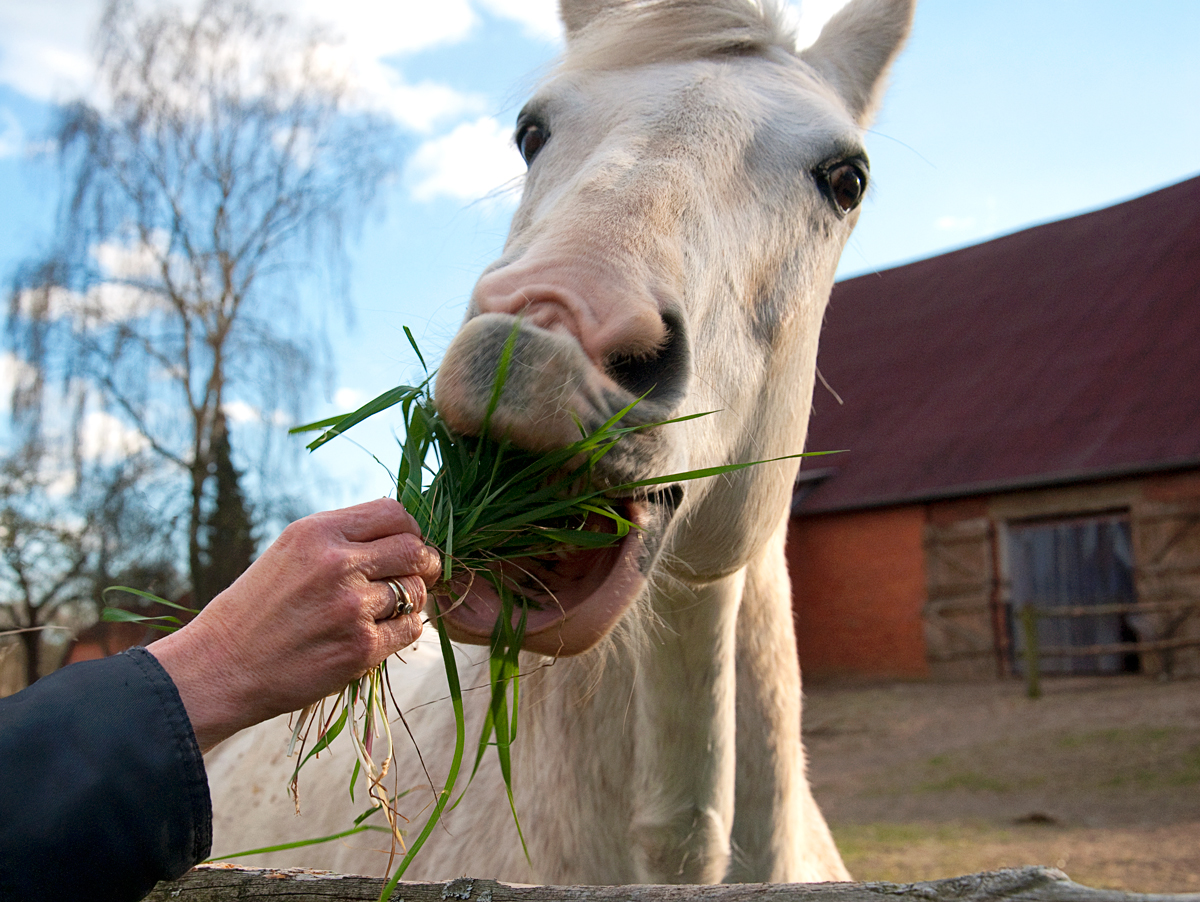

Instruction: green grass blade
[304,384,427,451]
[101,586,198,614]
[288,414,349,434]
[481,320,521,437]
[99,609,185,626]
[403,326,428,373]
[299,707,348,768]
[534,527,627,548]
[204,824,389,862]
[608,449,844,494]
[445,507,455,581]
[379,614,467,900]
[277,330,841,890]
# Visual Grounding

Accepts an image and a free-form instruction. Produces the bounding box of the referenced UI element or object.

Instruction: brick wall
[787,506,929,681]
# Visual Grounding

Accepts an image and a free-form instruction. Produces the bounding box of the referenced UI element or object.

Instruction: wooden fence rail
[1025,601,1196,618]
[1017,605,1200,698]
[145,866,1200,902]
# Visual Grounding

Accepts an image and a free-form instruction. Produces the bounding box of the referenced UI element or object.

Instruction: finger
[390,574,428,617]
[335,497,422,543]
[370,575,427,655]
[373,606,424,654]
[360,532,442,586]
[369,574,427,623]
[370,578,404,622]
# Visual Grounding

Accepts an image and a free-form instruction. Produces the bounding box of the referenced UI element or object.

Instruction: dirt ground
[801,675,1200,893]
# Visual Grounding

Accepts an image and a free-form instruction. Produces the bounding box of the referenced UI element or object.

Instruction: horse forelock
[559,0,797,73]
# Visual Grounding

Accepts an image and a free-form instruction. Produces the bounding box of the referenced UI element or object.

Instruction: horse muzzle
[432,313,689,655]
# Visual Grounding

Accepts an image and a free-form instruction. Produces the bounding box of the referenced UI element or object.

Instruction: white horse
[206,0,913,885]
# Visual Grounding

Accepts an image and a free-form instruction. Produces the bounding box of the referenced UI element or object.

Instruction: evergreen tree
[195,412,256,608]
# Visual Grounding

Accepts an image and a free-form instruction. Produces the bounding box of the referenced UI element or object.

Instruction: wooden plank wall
[921,471,1200,681]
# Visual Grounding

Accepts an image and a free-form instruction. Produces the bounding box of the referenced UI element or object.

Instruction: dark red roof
[795,175,1200,514]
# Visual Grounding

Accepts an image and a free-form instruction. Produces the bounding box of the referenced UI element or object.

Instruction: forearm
[0,649,211,901]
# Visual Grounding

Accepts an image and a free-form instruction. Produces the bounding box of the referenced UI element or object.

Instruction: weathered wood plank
[145,866,1200,902]
[1027,600,1196,618]
[1035,636,1200,657]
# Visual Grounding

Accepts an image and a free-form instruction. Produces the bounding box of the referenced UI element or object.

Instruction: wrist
[148,631,252,753]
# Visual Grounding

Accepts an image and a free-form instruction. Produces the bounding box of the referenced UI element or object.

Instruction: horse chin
[433,503,653,657]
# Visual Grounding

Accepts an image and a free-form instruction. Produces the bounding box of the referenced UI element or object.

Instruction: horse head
[434,0,913,658]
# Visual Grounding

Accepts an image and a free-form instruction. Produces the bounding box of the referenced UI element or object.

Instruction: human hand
[149,498,441,753]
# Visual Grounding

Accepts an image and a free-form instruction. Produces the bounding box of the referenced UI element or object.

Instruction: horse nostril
[604,310,689,406]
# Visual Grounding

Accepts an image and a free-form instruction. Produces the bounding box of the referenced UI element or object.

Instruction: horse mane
[560,0,797,72]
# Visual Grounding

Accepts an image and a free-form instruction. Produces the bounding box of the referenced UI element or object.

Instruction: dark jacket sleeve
[0,646,211,902]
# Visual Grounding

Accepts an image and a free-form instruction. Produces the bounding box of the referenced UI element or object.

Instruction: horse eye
[822,161,867,214]
[516,123,549,166]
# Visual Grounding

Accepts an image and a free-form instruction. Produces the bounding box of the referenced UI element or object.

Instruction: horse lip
[435,314,681,453]
[432,503,654,657]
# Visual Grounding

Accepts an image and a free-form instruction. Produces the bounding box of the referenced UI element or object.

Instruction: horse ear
[559,0,623,39]
[799,0,916,125]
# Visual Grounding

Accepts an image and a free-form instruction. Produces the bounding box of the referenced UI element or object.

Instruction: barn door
[1006,514,1137,675]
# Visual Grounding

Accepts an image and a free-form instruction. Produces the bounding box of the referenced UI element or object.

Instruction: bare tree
[0,449,182,687]
[0,456,93,687]
[6,0,397,606]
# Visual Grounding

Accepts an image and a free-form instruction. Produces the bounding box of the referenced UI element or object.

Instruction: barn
[788,175,1200,683]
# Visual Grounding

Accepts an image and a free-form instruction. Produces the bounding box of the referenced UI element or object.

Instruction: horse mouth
[432,314,688,656]
[433,500,652,657]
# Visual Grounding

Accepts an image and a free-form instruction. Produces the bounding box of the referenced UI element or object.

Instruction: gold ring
[386,578,414,619]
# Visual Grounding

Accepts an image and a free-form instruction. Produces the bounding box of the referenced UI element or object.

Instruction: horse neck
[515,548,762,884]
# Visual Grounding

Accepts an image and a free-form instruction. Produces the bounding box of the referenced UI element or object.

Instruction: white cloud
[86,282,164,320]
[406,116,524,204]
[221,400,291,428]
[333,387,365,410]
[302,0,477,58]
[360,70,485,135]
[476,0,561,42]
[0,1,548,125]
[78,409,150,462]
[0,1,481,125]
[13,284,74,321]
[0,0,566,158]
[15,405,151,497]
[0,352,37,414]
[91,232,169,280]
[0,2,97,102]
[222,400,261,424]
[935,197,998,233]
[295,0,488,134]
[14,279,166,325]
[11,235,180,324]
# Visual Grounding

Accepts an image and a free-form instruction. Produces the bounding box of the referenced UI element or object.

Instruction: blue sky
[2,0,1199,511]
